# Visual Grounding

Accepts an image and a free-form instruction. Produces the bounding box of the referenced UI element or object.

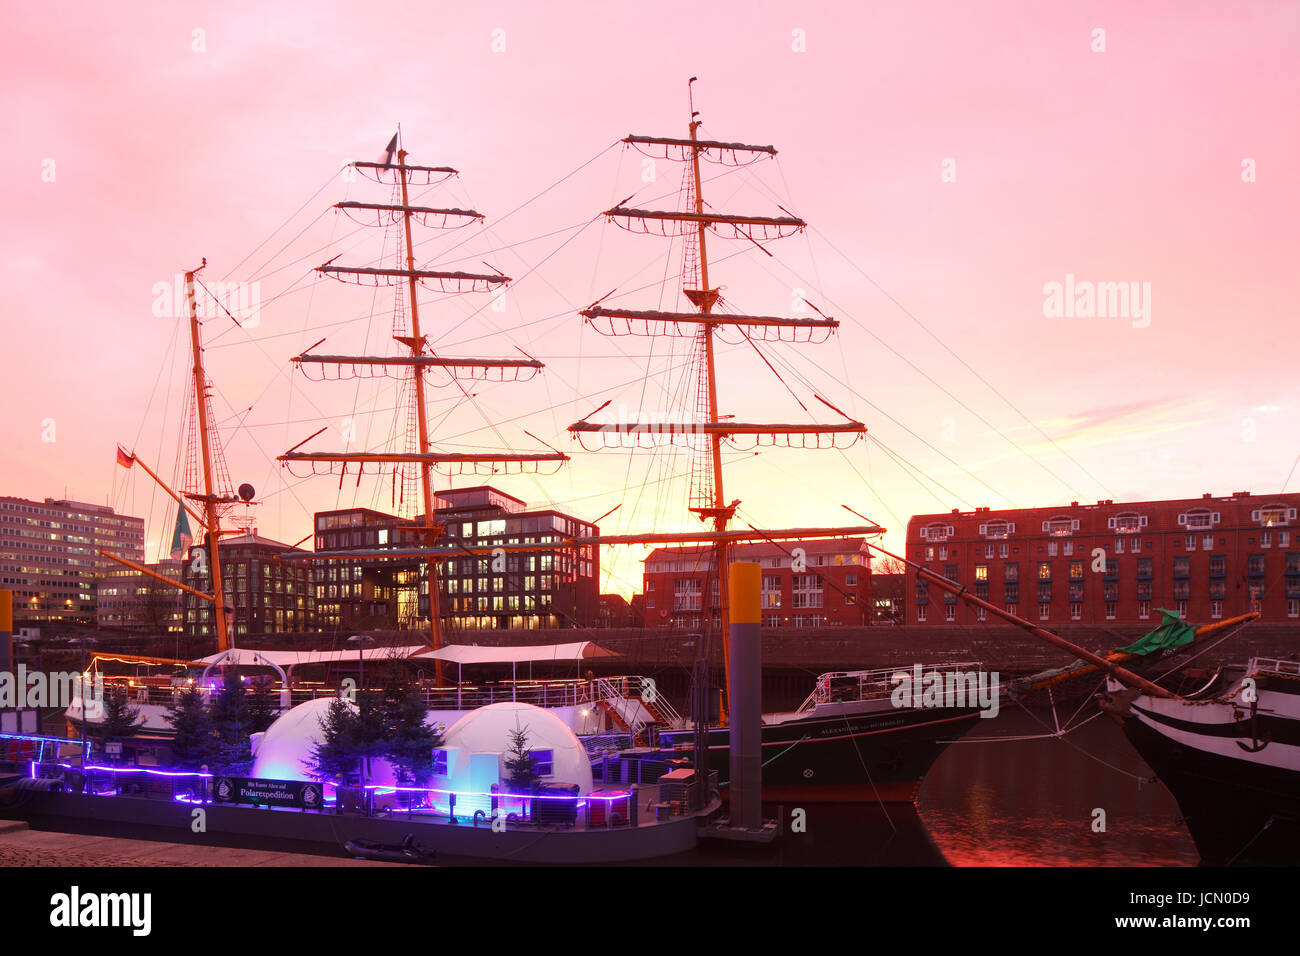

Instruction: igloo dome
[433,701,594,798]
[249,696,448,786]
[249,696,348,783]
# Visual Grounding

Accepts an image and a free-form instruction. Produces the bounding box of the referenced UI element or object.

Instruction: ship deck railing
[796,661,986,713]
[92,675,670,715]
[1249,657,1300,677]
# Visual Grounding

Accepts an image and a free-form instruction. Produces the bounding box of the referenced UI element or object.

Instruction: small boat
[343,833,436,864]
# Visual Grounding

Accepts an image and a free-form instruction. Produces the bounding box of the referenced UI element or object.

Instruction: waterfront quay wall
[53,621,1296,677]
[360,622,1300,675]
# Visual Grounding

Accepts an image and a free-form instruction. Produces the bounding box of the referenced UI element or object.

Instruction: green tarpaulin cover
[1116,609,1197,656]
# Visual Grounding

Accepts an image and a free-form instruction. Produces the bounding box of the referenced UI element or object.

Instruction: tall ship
[564,81,988,802]
[1100,656,1300,865]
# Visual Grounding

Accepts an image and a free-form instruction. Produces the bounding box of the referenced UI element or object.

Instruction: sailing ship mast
[280,137,567,670]
[570,80,870,704]
[103,260,246,653]
[185,263,230,652]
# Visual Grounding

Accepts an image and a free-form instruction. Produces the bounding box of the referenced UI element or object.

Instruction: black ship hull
[1120,705,1300,865]
[657,704,983,804]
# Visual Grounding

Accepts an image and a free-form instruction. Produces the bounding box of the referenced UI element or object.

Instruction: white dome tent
[431,701,594,818]
[249,697,449,787]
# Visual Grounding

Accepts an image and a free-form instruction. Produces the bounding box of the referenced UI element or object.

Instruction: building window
[1038,562,1051,580]
[998,543,1009,559]
[916,606,927,623]
[1256,505,1296,527]
[1038,604,1049,621]
[975,564,988,581]
[1005,563,1019,581]
[1048,541,1058,557]
[1105,602,1116,621]
[1114,538,1125,554]
[1006,603,1017,618]
[1211,600,1223,620]
[1179,509,1219,531]
[1176,600,1188,619]
[944,604,955,622]
[1282,531,1291,548]
[1069,561,1083,580]
[1290,600,1299,619]
[984,544,994,559]
[1131,538,1141,554]
[1070,604,1082,621]
[1138,601,1150,620]
[976,606,986,622]
[1043,517,1078,536]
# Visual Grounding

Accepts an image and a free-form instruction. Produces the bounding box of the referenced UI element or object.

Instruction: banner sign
[212,776,324,810]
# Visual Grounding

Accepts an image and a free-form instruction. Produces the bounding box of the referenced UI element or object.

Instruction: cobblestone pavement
[0,820,401,866]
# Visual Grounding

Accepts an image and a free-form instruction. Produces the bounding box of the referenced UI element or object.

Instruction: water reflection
[918,707,1199,866]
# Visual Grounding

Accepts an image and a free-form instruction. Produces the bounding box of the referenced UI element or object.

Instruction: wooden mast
[568,82,869,719]
[396,146,445,679]
[280,137,567,650]
[185,264,230,653]
[685,101,734,713]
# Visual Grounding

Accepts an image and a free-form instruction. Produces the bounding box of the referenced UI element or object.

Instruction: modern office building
[313,486,601,632]
[906,491,1300,625]
[642,538,871,629]
[0,496,145,626]
[97,558,184,634]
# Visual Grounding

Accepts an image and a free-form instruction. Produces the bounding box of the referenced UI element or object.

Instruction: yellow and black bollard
[727,562,761,830]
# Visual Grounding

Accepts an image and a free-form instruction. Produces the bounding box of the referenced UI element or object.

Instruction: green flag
[170,507,193,560]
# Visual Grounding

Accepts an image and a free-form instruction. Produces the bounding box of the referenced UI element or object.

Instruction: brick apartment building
[642,538,871,629]
[181,532,316,643]
[314,486,600,632]
[906,491,1300,626]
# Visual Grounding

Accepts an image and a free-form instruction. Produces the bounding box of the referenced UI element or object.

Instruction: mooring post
[728,561,761,830]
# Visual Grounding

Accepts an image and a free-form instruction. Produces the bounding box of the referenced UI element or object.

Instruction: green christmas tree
[308,697,363,784]
[95,685,144,761]
[503,723,540,794]
[208,669,254,774]
[166,683,216,770]
[307,690,387,786]
[381,683,442,786]
[247,679,279,734]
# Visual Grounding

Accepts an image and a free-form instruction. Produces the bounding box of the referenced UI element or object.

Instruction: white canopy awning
[411,641,619,665]
[192,645,429,668]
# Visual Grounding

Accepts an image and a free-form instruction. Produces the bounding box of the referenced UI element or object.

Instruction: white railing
[1250,658,1300,677]
[96,675,677,720]
[797,661,985,713]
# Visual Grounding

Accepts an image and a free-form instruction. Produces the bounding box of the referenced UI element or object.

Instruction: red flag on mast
[115,445,135,468]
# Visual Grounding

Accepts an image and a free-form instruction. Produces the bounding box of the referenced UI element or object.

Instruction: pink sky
[3,1,1298,596]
